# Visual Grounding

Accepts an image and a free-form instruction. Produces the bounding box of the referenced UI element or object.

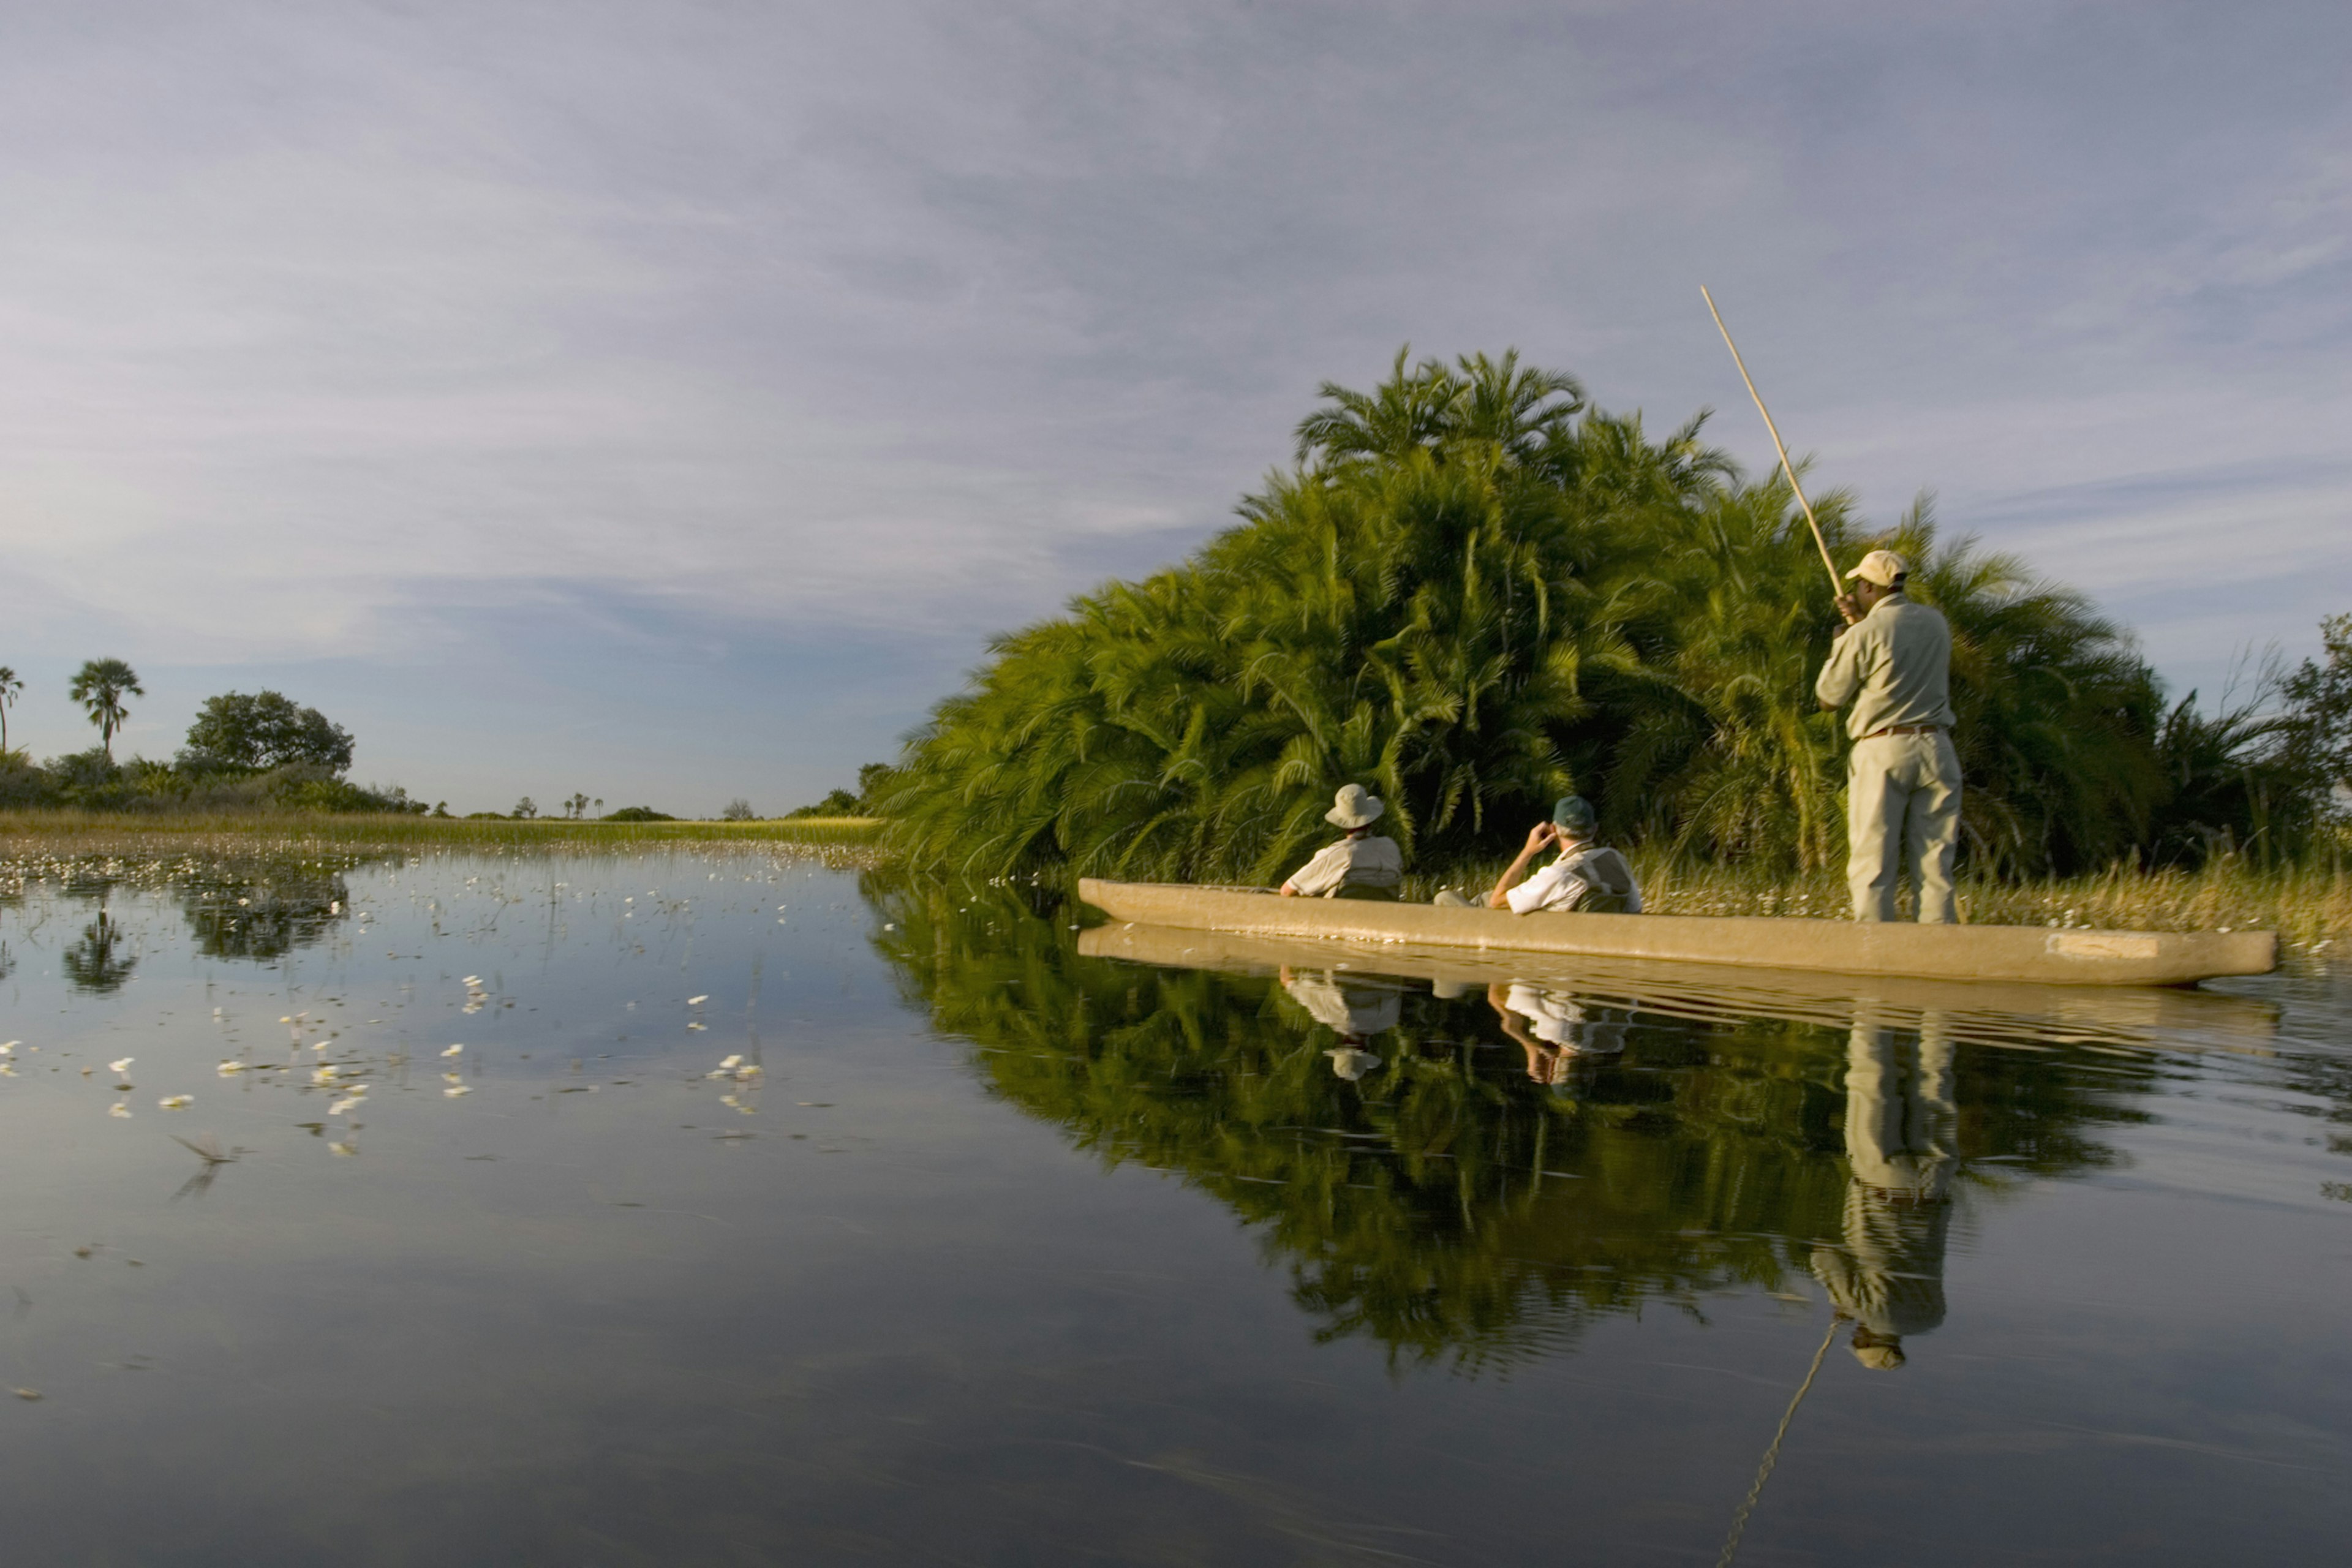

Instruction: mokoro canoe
[1074,879,2276,988]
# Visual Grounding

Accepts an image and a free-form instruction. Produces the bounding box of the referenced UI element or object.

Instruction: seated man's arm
[1283,843,1344,898]
[1488,824,1558,909]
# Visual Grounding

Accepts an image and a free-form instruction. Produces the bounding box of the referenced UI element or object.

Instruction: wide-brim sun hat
[1325,783,1385,829]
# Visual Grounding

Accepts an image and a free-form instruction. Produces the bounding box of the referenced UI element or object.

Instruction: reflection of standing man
[1811,1008,1957,1370]
[1814,549,1960,923]
[1279,966,1404,1080]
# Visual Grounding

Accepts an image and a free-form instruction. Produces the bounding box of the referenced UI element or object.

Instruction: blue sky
[3,1,2346,813]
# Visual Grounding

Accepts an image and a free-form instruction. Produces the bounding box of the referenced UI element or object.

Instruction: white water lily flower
[217,1061,246,1074]
[461,976,481,986]
[720,1055,743,1069]
[312,1065,341,1084]
[687,995,708,1006]
[110,1057,134,1074]
[442,1044,464,1057]
[108,1102,132,1118]
[330,1142,356,1156]
[328,1097,360,1116]
[0,1041,17,1055]
[443,1085,471,1098]
[736,1063,763,1076]
[442,1071,464,1084]
[687,1022,707,1031]
[158,1095,192,1110]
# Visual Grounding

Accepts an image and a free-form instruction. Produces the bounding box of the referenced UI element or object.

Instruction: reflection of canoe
[1074,879,2275,989]
[1077,922,2282,1054]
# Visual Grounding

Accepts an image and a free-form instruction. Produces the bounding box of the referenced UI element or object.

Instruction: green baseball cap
[1551,796,1597,835]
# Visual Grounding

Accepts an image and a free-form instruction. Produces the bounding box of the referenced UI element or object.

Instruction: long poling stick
[1715,1313,1844,1568]
[1701,286,1846,600]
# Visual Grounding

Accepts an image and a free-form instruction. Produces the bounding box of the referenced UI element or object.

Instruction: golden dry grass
[0,810,884,851]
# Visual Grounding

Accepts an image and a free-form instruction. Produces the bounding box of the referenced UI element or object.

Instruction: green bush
[882,349,2244,883]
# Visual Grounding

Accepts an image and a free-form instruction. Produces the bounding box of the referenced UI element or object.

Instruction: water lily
[443,1085,472,1098]
[108,1102,132,1119]
[110,1057,134,1074]
[158,1095,192,1110]
[687,995,709,1006]
[442,1044,464,1057]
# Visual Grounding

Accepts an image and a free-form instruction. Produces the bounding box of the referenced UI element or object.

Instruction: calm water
[2,848,2348,1565]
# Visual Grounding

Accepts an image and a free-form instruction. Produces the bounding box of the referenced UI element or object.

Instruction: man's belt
[1860,723,1948,739]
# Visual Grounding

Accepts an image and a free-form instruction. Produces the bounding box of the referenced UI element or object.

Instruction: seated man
[1485,796,1642,914]
[1280,785,1404,900]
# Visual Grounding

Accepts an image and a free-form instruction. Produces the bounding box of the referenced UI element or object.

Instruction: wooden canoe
[1074,879,2276,988]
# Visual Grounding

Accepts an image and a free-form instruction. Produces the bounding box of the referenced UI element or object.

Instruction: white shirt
[1501,983,1627,1054]
[1284,834,1404,897]
[1503,844,1643,915]
[1282,972,1403,1036]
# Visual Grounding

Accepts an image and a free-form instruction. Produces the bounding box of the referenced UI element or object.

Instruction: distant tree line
[0,660,428,813]
[877,350,2351,881]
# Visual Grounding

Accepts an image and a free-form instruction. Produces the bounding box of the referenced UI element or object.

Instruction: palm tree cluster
[883,348,2236,883]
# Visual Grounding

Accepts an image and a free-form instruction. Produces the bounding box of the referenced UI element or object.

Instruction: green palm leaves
[885,350,2169,880]
[69,658,144,761]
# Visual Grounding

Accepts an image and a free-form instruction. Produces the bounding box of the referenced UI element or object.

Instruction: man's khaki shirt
[1814,593,1955,740]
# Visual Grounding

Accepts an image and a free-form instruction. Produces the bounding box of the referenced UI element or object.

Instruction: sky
[2,1,2346,815]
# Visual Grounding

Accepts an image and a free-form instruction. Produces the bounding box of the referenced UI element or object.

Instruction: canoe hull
[1074,880,2275,987]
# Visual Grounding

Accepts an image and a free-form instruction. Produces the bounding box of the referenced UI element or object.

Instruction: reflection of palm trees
[1811,1008,1956,1370]
[62,910,137,994]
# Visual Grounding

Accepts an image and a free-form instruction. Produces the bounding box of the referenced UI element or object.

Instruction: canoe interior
[1074,879,2276,988]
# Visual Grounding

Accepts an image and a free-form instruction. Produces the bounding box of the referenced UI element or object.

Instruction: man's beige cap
[1845,549,1908,587]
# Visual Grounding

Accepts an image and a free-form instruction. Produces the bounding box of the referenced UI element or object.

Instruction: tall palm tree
[0,665,21,754]
[69,658,143,761]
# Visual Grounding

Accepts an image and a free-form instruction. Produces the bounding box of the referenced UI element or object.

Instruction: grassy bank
[1409,850,2352,949]
[0,810,884,851]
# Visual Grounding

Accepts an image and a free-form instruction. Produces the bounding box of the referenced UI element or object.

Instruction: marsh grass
[1409,847,2352,949]
[0,810,884,853]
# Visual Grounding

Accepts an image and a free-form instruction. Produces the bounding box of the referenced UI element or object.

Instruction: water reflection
[1490,981,1630,1088]
[1814,1009,1956,1369]
[175,862,353,960]
[1276,964,1402,1079]
[868,874,2195,1371]
[62,908,137,993]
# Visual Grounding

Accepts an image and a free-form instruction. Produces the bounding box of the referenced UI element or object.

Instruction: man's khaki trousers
[1846,731,1961,922]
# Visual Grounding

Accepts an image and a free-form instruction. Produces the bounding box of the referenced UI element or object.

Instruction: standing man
[1815,549,1961,923]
